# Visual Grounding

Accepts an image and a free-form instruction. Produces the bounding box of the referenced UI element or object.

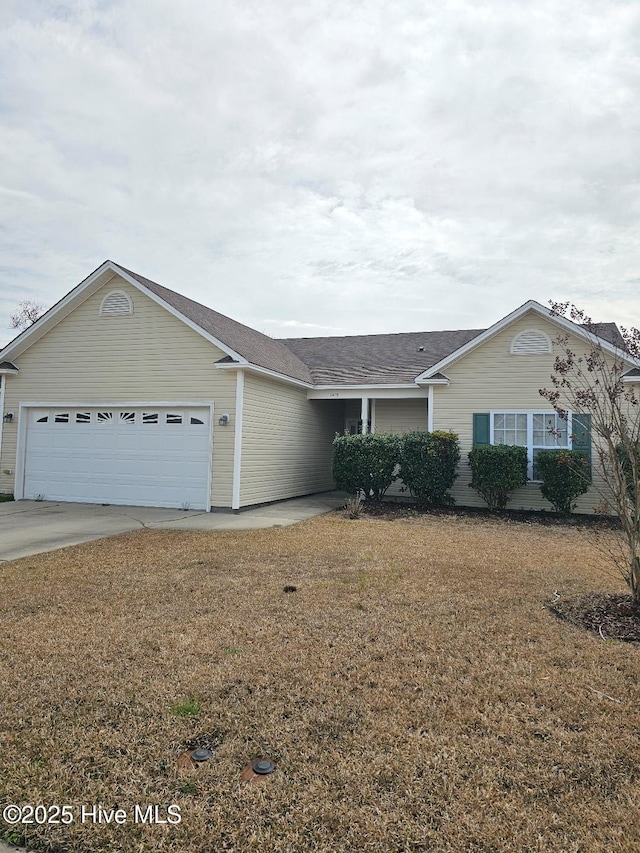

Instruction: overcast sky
[1,0,639,348]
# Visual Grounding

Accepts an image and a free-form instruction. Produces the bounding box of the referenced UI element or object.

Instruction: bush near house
[332,433,401,501]
[536,449,590,515]
[398,431,460,505]
[468,444,528,511]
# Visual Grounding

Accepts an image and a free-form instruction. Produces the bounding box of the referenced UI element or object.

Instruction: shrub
[343,494,363,519]
[468,444,528,510]
[536,449,590,514]
[398,431,460,505]
[332,433,401,501]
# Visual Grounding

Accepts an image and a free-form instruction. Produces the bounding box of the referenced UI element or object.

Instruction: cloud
[1,0,639,348]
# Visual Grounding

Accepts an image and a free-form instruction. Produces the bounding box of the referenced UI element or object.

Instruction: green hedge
[536,449,590,514]
[332,433,401,501]
[468,444,528,510]
[398,431,460,505]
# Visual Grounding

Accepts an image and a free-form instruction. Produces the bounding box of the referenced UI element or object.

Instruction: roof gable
[414,300,636,381]
[1,261,313,385]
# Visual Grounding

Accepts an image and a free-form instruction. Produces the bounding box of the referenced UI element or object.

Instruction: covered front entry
[19,405,212,510]
[343,397,429,435]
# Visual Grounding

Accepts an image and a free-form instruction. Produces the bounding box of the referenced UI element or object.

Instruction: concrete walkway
[0,492,347,562]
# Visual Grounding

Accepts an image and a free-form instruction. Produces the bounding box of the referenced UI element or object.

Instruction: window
[190,416,204,425]
[54,413,69,423]
[166,413,182,424]
[492,411,571,480]
[119,411,135,425]
[75,412,91,424]
[97,411,113,424]
[142,412,159,424]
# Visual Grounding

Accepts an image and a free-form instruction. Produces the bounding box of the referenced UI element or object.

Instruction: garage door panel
[23,406,211,509]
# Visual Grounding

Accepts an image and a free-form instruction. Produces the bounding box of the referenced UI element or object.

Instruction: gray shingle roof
[590,323,626,350]
[114,264,628,386]
[117,265,314,384]
[278,329,484,384]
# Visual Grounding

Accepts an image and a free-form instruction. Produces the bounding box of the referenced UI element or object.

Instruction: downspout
[232,369,244,510]
[428,385,434,431]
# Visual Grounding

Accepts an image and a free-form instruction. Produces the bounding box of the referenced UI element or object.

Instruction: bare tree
[540,302,640,606]
[9,300,45,331]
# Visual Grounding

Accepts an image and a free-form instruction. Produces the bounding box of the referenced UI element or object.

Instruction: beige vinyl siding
[374,399,427,434]
[373,399,428,497]
[431,310,611,513]
[240,374,344,507]
[0,275,237,507]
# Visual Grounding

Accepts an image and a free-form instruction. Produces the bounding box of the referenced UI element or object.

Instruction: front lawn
[0,513,638,852]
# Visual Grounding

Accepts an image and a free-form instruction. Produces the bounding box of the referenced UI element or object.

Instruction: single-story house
[0,260,637,512]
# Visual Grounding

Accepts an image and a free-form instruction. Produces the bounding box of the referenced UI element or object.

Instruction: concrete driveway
[0,493,347,562]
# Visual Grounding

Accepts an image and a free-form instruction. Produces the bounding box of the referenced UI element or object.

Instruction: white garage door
[22,406,211,510]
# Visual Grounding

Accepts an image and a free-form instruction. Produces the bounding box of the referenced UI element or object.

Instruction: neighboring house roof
[117,265,314,384]
[279,329,483,385]
[589,323,626,350]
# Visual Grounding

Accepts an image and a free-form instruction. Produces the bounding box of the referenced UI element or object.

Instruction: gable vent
[510,329,552,355]
[100,290,133,317]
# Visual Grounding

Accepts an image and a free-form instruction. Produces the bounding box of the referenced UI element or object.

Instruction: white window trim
[489,410,573,481]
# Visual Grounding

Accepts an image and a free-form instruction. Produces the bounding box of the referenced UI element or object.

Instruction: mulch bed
[358,499,621,529]
[549,592,640,643]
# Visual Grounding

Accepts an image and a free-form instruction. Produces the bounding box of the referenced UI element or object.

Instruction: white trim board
[232,370,244,510]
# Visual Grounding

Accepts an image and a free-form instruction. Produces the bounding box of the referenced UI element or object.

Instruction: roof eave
[214,360,313,389]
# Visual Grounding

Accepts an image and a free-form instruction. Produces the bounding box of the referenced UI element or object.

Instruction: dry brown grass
[0,512,639,852]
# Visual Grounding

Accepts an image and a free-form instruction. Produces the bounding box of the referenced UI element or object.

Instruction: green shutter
[473,413,491,446]
[571,413,592,479]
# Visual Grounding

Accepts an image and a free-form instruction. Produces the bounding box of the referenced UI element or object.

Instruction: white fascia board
[415,300,639,381]
[0,367,19,375]
[623,374,640,383]
[108,263,247,364]
[215,361,312,389]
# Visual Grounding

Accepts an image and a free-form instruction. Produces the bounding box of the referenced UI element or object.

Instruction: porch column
[360,396,369,434]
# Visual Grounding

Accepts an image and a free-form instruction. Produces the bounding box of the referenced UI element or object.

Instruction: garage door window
[54,413,69,423]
